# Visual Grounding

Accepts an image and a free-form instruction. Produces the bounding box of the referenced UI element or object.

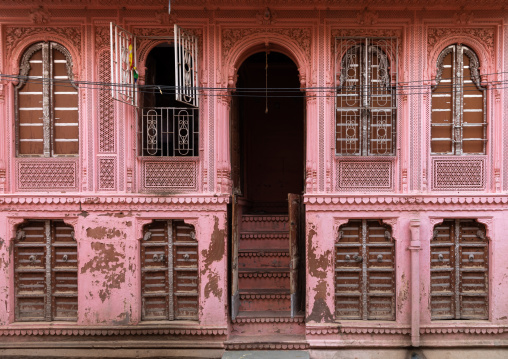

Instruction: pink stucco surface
[0,0,507,354]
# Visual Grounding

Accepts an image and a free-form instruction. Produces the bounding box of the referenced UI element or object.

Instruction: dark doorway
[232,51,305,213]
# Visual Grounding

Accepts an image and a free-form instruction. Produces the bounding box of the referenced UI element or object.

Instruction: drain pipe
[409,219,421,347]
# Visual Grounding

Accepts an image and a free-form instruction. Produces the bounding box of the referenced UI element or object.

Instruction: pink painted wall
[0,0,507,350]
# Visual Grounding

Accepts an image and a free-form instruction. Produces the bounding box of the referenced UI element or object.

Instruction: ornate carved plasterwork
[29,6,51,24]
[222,27,311,62]
[6,27,81,62]
[95,26,110,50]
[256,7,278,25]
[454,8,474,25]
[427,27,494,59]
[356,7,378,26]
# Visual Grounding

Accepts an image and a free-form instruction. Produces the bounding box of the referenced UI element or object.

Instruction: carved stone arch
[9,35,81,82]
[222,32,310,90]
[427,36,492,86]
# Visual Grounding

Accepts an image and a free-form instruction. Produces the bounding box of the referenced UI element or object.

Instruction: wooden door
[231,194,240,319]
[288,193,303,317]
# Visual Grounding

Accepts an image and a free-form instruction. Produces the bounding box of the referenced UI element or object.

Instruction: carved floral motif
[29,6,51,24]
[6,27,81,55]
[427,27,494,57]
[95,26,110,50]
[222,27,311,60]
[356,7,378,26]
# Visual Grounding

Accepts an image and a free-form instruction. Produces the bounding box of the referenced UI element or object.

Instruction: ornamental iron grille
[14,220,78,322]
[110,23,199,108]
[141,220,198,321]
[15,42,79,157]
[174,24,199,107]
[110,22,137,106]
[335,219,395,320]
[430,219,488,320]
[431,45,486,155]
[335,38,398,156]
[140,107,198,157]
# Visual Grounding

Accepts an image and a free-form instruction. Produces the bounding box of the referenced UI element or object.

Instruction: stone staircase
[232,214,305,337]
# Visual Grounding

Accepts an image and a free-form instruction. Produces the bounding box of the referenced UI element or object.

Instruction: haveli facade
[0,0,507,358]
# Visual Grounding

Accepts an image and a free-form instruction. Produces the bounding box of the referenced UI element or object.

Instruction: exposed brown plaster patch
[79,210,89,217]
[307,280,333,323]
[204,271,222,299]
[86,226,125,240]
[398,273,409,313]
[307,223,330,279]
[80,242,126,303]
[126,221,132,227]
[201,216,225,274]
[112,307,131,325]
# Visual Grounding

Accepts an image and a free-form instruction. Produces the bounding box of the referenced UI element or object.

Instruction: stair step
[239,249,289,256]
[239,268,289,277]
[223,351,309,359]
[241,215,289,232]
[238,274,290,290]
[240,232,289,239]
[225,334,308,351]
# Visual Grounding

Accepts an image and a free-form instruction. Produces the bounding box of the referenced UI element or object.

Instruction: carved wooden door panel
[288,193,303,318]
[231,194,240,320]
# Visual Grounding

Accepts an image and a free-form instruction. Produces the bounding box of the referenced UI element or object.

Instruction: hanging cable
[265,50,268,114]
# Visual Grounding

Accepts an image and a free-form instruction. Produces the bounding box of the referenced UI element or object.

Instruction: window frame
[14,220,78,322]
[431,44,487,155]
[15,42,79,158]
[335,37,398,157]
[140,219,199,321]
[430,219,489,320]
[335,219,396,321]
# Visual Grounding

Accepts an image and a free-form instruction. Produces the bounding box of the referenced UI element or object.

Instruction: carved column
[409,219,421,347]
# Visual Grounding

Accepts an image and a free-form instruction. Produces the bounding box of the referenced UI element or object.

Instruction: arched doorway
[230,51,305,320]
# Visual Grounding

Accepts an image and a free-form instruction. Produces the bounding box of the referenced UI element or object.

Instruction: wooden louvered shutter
[173,221,198,320]
[51,221,78,321]
[15,220,47,321]
[430,219,488,320]
[431,45,485,155]
[461,51,485,154]
[18,48,45,155]
[335,219,395,321]
[335,220,363,319]
[51,45,79,155]
[15,220,77,322]
[141,221,170,320]
[431,50,454,154]
[365,220,395,320]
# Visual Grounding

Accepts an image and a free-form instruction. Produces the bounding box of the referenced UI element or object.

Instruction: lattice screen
[17,161,77,190]
[98,157,116,191]
[142,160,197,192]
[432,157,485,190]
[98,50,115,153]
[337,160,393,190]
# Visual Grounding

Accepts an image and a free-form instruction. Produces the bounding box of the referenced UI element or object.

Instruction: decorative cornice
[0,325,228,337]
[0,195,230,206]
[307,326,410,335]
[305,195,508,207]
[225,342,308,350]
[232,316,303,324]
[6,26,81,56]
[420,326,506,335]
[427,27,494,58]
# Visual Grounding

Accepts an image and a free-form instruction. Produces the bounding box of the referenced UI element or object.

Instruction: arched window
[336,38,398,156]
[14,220,78,321]
[431,44,486,155]
[15,42,79,157]
[430,219,488,320]
[141,220,198,321]
[335,219,395,320]
[139,43,199,157]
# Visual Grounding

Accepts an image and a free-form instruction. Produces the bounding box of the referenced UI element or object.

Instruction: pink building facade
[0,0,507,357]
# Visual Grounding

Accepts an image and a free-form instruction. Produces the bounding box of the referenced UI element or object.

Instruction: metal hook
[190,231,196,240]
[353,254,363,263]
[143,232,152,241]
[438,254,444,262]
[29,255,36,264]
[345,254,350,261]
[377,254,383,262]
[183,253,190,260]
[469,254,474,262]
[63,254,68,262]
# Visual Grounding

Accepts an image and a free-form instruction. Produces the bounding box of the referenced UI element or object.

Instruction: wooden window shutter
[335,219,395,320]
[14,220,77,322]
[141,220,198,321]
[430,219,488,320]
[16,42,78,157]
[431,45,486,155]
